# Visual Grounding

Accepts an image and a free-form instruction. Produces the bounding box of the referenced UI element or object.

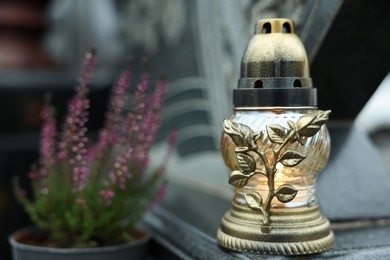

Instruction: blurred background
[0,0,389,259]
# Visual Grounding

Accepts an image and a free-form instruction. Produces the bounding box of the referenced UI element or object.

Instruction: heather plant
[14,51,175,248]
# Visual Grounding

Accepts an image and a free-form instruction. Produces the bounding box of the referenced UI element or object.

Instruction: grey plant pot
[9,227,151,260]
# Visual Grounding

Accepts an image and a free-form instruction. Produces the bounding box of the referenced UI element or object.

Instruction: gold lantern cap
[235,18,316,107]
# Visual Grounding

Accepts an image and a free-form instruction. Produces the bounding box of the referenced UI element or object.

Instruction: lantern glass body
[217,108,335,254]
[221,108,330,210]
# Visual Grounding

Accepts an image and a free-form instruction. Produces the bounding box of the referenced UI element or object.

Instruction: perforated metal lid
[234,18,317,107]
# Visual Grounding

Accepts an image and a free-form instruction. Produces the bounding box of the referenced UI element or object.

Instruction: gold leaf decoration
[279,151,306,167]
[237,153,256,173]
[254,169,266,176]
[275,184,298,203]
[223,119,244,146]
[296,110,331,137]
[223,119,255,148]
[229,170,253,187]
[266,124,287,144]
[235,147,248,153]
[287,120,296,130]
[244,192,263,211]
[253,131,264,141]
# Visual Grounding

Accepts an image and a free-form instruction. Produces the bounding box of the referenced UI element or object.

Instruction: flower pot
[9,227,151,260]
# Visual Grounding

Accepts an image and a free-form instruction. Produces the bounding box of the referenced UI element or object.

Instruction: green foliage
[14,135,166,249]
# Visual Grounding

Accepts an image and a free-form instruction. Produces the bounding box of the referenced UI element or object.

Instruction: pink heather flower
[157,129,177,176]
[104,68,132,132]
[85,144,96,164]
[109,71,153,175]
[110,149,134,187]
[136,80,168,152]
[167,130,178,160]
[128,79,169,171]
[100,189,115,202]
[157,185,167,200]
[39,105,57,173]
[76,198,87,207]
[133,72,150,114]
[36,103,57,188]
[96,68,132,160]
[58,51,96,161]
[148,184,167,210]
[77,50,97,88]
[72,166,89,192]
[58,51,96,192]
[122,72,150,145]
[68,97,90,191]
[152,80,168,110]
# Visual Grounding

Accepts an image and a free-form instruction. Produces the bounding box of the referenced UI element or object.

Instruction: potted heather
[9,51,175,260]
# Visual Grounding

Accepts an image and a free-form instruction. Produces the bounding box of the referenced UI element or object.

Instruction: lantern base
[217,203,334,255]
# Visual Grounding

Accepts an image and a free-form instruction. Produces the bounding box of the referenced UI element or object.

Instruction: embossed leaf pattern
[266,124,287,144]
[244,192,263,211]
[237,153,256,173]
[223,119,255,148]
[223,110,331,230]
[255,169,266,176]
[235,147,248,153]
[279,150,306,167]
[253,131,264,142]
[287,120,296,130]
[229,170,253,187]
[223,119,243,146]
[296,110,331,137]
[275,185,298,203]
